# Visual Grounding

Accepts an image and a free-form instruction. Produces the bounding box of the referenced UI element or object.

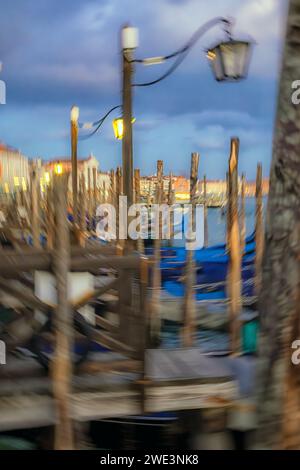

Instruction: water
[161,196,266,354]
[172,196,267,247]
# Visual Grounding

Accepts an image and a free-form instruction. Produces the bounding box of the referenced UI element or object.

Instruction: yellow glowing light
[4,183,9,194]
[207,50,216,60]
[112,117,136,140]
[175,192,190,201]
[44,172,50,184]
[14,176,20,187]
[22,178,27,191]
[54,163,63,175]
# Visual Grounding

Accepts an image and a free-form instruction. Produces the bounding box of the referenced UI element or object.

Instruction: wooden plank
[71,254,141,271]
[95,314,119,334]
[146,349,234,382]
[72,278,118,309]
[92,330,136,358]
[0,395,56,431]
[145,381,238,413]
[0,278,52,312]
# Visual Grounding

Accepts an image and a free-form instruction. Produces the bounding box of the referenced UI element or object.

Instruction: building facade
[42,154,111,196]
[0,142,29,192]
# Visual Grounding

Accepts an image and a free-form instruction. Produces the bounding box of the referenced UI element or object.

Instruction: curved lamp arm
[79,105,121,140]
[132,16,231,87]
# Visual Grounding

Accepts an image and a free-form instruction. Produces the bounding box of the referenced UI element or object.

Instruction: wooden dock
[0,349,240,432]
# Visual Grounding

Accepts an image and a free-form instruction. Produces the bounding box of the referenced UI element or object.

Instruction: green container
[242,320,259,354]
[0,437,37,450]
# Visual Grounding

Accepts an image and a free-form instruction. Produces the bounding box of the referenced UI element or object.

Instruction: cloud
[0,0,285,178]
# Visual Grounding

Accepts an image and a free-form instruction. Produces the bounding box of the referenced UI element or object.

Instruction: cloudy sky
[0,0,289,178]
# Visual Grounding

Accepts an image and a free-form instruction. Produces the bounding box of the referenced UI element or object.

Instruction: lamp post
[77,18,252,223]
[119,18,251,207]
[70,105,79,224]
[121,25,138,208]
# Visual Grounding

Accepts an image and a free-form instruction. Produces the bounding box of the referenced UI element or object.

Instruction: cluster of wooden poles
[0,137,264,448]
[0,137,264,356]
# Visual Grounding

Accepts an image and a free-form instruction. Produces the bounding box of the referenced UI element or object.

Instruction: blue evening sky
[0,0,289,179]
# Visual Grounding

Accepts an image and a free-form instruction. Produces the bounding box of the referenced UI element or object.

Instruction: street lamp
[121,25,138,208]
[54,162,63,175]
[207,40,252,81]
[71,105,79,224]
[112,117,136,140]
[120,18,252,206]
[76,18,252,211]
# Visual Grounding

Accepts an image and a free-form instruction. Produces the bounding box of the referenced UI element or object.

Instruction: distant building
[0,142,29,192]
[140,174,269,202]
[199,179,227,195]
[43,153,98,186]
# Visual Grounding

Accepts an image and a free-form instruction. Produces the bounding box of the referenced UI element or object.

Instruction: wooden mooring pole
[134,168,144,253]
[71,106,79,225]
[79,173,87,246]
[182,152,199,347]
[52,173,74,450]
[255,163,264,296]
[203,174,208,248]
[87,167,93,232]
[227,138,242,354]
[240,173,246,255]
[109,169,115,206]
[168,172,175,242]
[30,163,40,248]
[150,160,163,344]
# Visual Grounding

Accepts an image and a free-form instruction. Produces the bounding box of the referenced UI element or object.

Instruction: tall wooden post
[256,0,300,449]
[79,174,87,242]
[70,106,79,225]
[52,173,74,450]
[31,163,40,247]
[102,181,106,204]
[147,180,151,206]
[121,26,134,208]
[87,168,93,232]
[110,169,115,206]
[116,166,122,243]
[92,167,97,210]
[255,163,263,296]
[134,168,140,204]
[150,160,163,343]
[134,168,144,253]
[168,173,175,242]
[182,152,199,347]
[203,174,208,248]
[227,138,241,354]
[46,184,54,250]
[226,171,230,251]
[240,173,246,254]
